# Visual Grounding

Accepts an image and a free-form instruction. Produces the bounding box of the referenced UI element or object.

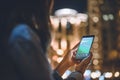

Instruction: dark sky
[53,0,87,14]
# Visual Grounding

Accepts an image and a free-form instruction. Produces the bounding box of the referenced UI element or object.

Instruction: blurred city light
[108,14,114,20]
[95,70,101,78]
[77,13,88,22]
[50,17,59,29]
[61,18,67,26]
[55,8,78,16]
[91,70,101,79]
[114,71,120,77]
[56,49,64,56]
[104,72,113,78]
[84,69,91,77]
[93,59,99,65]
[91,72,97,79]
[51,40,58,50]
[102,14,114,21]
[93,16,99,23]
[99,75,105,80]
[61,38,67,50]
[62,70,72,79]
[103,14,109,21]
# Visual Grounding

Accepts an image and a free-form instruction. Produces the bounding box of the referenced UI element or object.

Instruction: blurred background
[48,0,120,80]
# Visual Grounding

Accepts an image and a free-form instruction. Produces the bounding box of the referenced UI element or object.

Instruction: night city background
[48,0,120,80]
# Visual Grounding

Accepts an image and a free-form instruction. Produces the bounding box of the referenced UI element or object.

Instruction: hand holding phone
[75,35,95,60]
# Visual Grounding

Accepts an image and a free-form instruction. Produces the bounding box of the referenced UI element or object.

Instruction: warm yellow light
[61,39,67,50]
[50,17,59,29]
[51,40,58,50]
[69,17,76,24]
[114,72,120,77]
[75,17,81,26]
[93,59,99,65]
[93,16,99,23]
[61,18,67,27]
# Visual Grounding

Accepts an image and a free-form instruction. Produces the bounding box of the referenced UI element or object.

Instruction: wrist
[55,61,70,76]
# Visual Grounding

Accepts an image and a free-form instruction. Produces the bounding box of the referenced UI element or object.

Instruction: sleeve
[53,70,63,80]
[65,72,83,80]
[9,25,54,80]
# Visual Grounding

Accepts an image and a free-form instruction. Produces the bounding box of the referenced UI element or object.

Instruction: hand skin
[75,52,93,74]
[54,42,80,76]
[54,42,93,76]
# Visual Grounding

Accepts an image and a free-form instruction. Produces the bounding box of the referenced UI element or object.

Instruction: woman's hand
[55,42,80,76]
[75,52,93,74]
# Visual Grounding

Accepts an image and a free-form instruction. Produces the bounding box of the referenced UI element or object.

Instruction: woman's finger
[75,53,93,74]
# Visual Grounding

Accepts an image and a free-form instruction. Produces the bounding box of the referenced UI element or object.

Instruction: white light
[91,72,97,79]
[84,70,91,77]
[95,70,101,78]
[103,15,109,21]
[77,13,88,22]
[69,17,76,24]
[61,18,67,27]
[114,72,120,77]
[108,14,114,20]
[91,70,101,79]
[56,49,64,56]
[55,8,78,16]
[99,75,105,80]
[104,72,113,78]
[62,70,72,79]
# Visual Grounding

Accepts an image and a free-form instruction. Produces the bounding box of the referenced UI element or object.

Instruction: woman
[0,0,92,80]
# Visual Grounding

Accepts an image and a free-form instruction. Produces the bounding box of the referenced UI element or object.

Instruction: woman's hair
[0,0,52,52]
[0,1,55,80]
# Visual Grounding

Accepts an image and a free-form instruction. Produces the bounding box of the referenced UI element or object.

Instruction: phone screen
[76,35,94,60]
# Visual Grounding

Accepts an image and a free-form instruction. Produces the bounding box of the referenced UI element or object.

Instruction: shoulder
[9,24,40,44]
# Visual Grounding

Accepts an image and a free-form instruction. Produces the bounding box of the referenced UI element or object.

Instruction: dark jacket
[7,24,53,80]
[0,24,82,80]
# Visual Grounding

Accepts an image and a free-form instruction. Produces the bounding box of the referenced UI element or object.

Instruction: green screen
[76,37,94,59]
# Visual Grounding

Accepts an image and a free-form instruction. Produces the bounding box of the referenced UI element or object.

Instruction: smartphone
[75,35,95,60]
